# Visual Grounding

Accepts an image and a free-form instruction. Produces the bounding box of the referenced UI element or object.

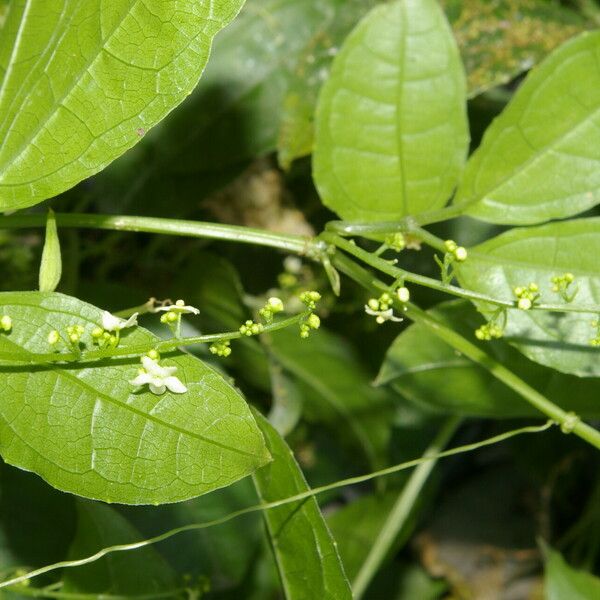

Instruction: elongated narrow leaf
[252,411,352,600]
[378,301,600,417]
[313,0,468,221]
[63,500,178,596]
[457,220,600,377]
[39,210,62,293]
[544,546,600,600]
[267,327,393,470]
[0,292,270,504]
[454,31,600,224]
[0,0,244,210]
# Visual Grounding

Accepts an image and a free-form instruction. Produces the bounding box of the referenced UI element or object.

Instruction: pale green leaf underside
[454,31,600,225]
[313,0,468,221]
[0,292,269,504]
[378,301,600,417]
[544,547,600,600]
[252,411,352,600]
[0,0,244,211]
[457,220,600,377]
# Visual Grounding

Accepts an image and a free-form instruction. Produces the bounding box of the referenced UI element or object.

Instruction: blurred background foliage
[1,0,599,598]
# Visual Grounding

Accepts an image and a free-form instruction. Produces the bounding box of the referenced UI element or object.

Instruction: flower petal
[149,382,166,395]
[130,373,152,387]
[165,376,187,394]
[121,313,139,329]
[101,311,121,331]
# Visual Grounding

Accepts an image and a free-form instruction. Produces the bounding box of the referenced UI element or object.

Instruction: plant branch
[0,213,314,255]
[352,416,461,599]
[332,253,600,450]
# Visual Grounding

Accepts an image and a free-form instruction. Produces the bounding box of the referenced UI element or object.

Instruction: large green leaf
[457,220,600,377]
[252,411,352,600]
[267,327,393,470]
[544,547,600,600]
[63,500,179,596]
[313,0,468,221]
[0,0,244,211]
[0,292,269,504]
[443,0,586,98]
[378,301,600,417]
[454,31,600,224]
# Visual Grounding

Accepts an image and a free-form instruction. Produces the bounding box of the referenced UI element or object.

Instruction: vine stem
[0,422,553,591]
[0,213,312,255]
[0,312,310,366]
[352,416,461,599]
[332,253,600,450]
[322,232,600,315]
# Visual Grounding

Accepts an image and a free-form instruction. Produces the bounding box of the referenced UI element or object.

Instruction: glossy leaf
[0,0,244,210]
[443,0,586,98]
[63,500,178,596]
[544,546,600,600]
[313,0,469,221]
[457,220,600,377]
[454,31,600,224]
[378,301,600,417]
[0,292,270,504]
[267,327,393,469]
[252,411,352,600]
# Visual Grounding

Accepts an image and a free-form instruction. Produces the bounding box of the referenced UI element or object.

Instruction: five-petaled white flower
[130,356,187,395]
[102,311,139,332]
[364,306,403,325]
[155,300,200,315]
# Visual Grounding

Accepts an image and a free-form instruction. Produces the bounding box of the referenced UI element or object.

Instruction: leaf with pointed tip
[252,411,352,600]
[0,292,270,504]
[0,0,244,210]
[544,546,600,600]
[454,31,600,224]
[456,220,600,377]
[313,0,468,221]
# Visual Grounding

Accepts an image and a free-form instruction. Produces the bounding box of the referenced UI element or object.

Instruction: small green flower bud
[166,311,178,323]
[69,332,80,344]
[444,240,457,253]
[307,313,320,330]
[396,287,410,303]
[267,297,284,313]
[454,246,467,262]
[48,330,60,345]
[92,327,104,339]
[528,283,538,293]
[175,299,185,307]
[518,297,532,310]
[147,349,160,360]
[0,315,12,332]
[367,298,379,311]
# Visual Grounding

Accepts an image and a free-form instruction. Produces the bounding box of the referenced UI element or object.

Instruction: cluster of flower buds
[91,311,138,349]
[385,232,406,252]
[365,292,403,324]
[239,320,264,336]
[210,340,232,357]
[0,315,12,332]
[514,283,540,310]
[259,297,284,323]
[551,273,577,302]
[444,239,468,262]
[299,313,320,338]
[475,322,503,341]
[300,290,321,310]
[48,323,86,352]
[589,318,600,347]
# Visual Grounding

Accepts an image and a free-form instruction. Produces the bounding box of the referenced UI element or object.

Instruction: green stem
[0,213,313,255]
[352,416,461,599]
[0,422,552,591]
[6,584,186,600]
[323,232,600,315]
[0,313,309,366]
[332,253,600,450]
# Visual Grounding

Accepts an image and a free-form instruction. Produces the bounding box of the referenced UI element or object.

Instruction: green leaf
[39,210,62,293]
[378,301,600,417]
[252,410,352,600]
[443,0,586,98]
[267,363,303,437]
[544,546,600,600]
[267,327,393,469]
[454,31,600,224]
[313,0,469,221]
[63,500,178,596]
[457,219,600,377]
[0,0,244,210]
[0,292,270,504]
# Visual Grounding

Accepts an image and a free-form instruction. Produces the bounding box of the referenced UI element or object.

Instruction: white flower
[155,299,199,315]
[102,311,138,332]
[364,306,403,325]
[130,356,187,395]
